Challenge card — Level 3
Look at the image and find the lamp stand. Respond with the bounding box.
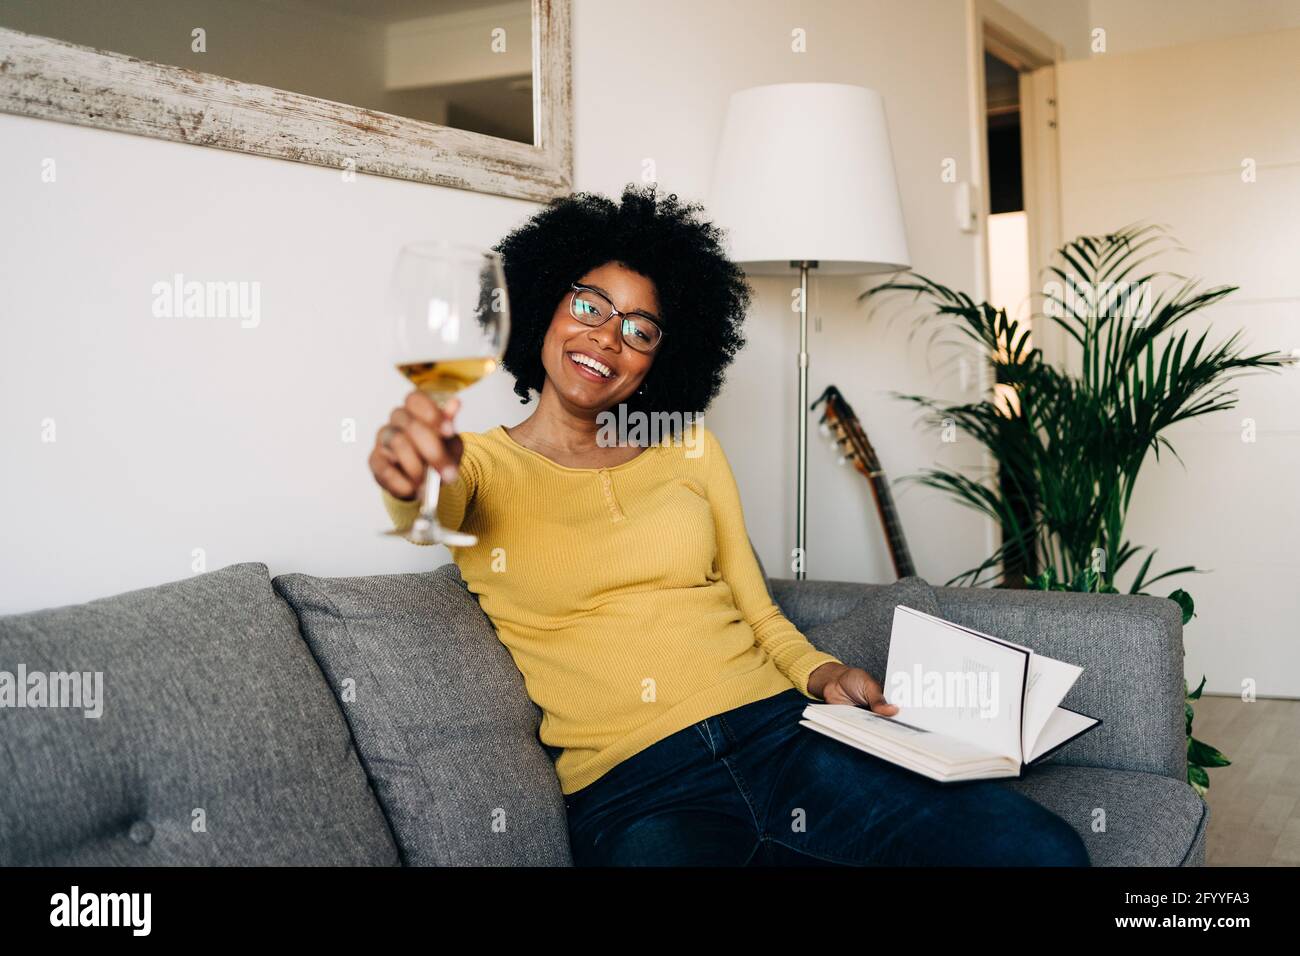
[794,259,817,581]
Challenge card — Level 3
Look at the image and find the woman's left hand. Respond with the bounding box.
[808,663,899,715]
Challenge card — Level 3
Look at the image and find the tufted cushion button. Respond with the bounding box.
[127,821,154,845]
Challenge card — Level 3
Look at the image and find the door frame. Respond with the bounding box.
[964,0,1063,564]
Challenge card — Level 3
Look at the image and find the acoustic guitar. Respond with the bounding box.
[811,384,916,580]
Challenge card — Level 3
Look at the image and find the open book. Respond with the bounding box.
[799,605,1101,783]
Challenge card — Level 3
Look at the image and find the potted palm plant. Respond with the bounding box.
[863,223,1288,795]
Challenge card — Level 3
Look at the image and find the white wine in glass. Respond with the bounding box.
[386,241,510,547]
[395,357,500,395]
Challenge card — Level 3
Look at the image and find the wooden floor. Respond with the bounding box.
[1195,694,1300,866]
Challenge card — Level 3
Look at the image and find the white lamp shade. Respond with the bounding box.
[709,82,911,276]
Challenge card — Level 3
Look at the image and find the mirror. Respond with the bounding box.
[0,0,534,144]
[0,0,570,200]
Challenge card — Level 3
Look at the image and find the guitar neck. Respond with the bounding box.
[816,384,917,582]
[868,475,916,579]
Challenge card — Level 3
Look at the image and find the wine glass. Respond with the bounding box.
[385,240,510,546]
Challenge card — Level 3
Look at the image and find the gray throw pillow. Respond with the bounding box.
[800,575,942,683]
[272,563,573,866]
[0,562,399,866]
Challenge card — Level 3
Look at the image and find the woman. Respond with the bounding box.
[369,183,1089,867]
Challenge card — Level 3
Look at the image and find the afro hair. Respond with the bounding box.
[490,182,751,425]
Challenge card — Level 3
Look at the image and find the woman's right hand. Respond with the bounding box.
[369,392,464,501]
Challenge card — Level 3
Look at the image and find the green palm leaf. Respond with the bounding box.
[860,225,1288,794]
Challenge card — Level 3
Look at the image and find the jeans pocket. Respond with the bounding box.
[725,689,807,749]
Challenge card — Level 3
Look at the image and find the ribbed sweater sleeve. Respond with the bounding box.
[701,427,844,700]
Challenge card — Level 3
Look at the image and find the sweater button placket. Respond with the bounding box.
[598,469,625,522]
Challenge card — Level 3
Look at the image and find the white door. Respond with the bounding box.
[1053,29,1300,696]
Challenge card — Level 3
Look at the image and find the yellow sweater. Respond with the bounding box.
[380,423,844,795]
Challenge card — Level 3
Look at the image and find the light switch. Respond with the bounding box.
[956,181,979,233]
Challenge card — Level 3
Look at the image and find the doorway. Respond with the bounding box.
[966,0,1062,585]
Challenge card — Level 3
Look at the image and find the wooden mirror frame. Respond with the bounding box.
[0,0,572,202]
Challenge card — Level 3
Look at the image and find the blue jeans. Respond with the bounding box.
[564,687,1091,866]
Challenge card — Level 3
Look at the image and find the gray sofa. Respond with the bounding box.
[0,560,1207,866]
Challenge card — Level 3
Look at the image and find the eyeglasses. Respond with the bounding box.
[569,283,665,353]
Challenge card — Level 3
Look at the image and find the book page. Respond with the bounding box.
[804,705,1008,768]
[881,606,1027,763]
[1026,707,1100,763]
[1022,653,1084,757]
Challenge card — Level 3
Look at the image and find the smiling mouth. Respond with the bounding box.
[567,351,615,380]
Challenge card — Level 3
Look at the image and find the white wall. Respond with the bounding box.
[574,0,997,588]
[0,115,536,612]
[1054,28,1300,696]
[1088,0,1300,56]
[0,0,1070,612]
[996,0,1300,62]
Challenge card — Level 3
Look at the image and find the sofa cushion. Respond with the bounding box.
[272,563,573,866]
[790,580,1170,780]
[932,585,1188,780]
[999,764,1209,866]
[796,575,943,680]
[0,562,399,866]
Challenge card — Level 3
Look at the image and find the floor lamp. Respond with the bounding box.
[709,82,911,580]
